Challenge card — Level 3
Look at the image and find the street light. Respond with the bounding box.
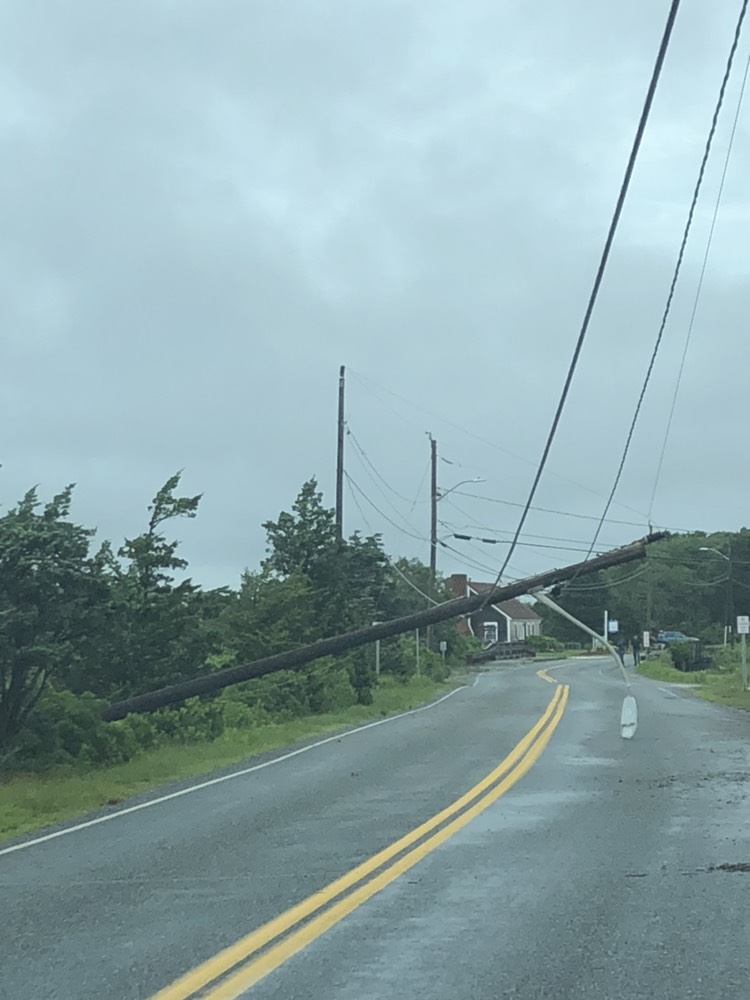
[699,546,733,649]
[699,546,729,562]
[436,477,486,501]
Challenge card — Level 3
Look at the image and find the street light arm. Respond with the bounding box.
[436,478,485,501]
[699,546,730,562]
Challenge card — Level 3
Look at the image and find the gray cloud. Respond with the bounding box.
[1,0,749,589]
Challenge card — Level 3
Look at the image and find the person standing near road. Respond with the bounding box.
[616,635,627,668]
[632,633,641,666]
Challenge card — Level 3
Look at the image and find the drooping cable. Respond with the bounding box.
[481,0,682,604]
[580,0,749,562]
[648,48,750,518]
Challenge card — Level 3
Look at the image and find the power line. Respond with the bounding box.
[648,48,750,518]
[439,539,519,579]
[345,475,374,532]
[483,0,682,598]
[344,477,439,605]
[563,566,648,591]
[409,459,431,516]
[347,369,648,519]
[581,0,749,558]
[347,426,427,506]
[346,430,425,536]
[439,501,623,548]
[388,559,440,605]
[344,472,427,542]
[448,531,607,556]
[451,489,684,531]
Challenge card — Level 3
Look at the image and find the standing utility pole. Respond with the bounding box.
[427,433,438,650]
[335,365,345,539]
[728,542,735,644]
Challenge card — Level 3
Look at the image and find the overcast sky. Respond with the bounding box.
[2,0,749,590]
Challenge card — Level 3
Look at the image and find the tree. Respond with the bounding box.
[90,473,215,698]
[262,479,338,580]
[0,486,105,755]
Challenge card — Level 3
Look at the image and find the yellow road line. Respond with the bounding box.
[536,668,556,684]
[151,684,568,1000]
[202,685,569,999]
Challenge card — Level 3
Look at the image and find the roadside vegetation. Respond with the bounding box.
[0,475,476,832]
[533,529,750,650]
[637,647,750,710]
[4,468,750,841]
[0,674,453,843]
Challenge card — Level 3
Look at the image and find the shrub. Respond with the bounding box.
[305,660,357,713]
[525,635,565,653]
[9,688,139,769]
[669,642,695,672]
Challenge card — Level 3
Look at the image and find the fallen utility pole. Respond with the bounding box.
[103,532,666,720]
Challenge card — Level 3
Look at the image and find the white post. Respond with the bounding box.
[742,633,748,692]
[415,629,420,677]
[375,638,381,678]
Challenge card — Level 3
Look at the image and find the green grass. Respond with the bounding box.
[637,652,750,710]
[0,675,454,845]
[637,655,710,684]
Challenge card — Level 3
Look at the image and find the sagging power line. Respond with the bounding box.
[581,0,749,559]
[481,0,683,600]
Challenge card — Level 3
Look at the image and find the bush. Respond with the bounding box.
[420,649,451,682]
[525,635,565,653]
[343,649,375,705]
[10,688,138,770]
[669,641,695,672]
[147,697,225,744]
[710,645,741,673]
[304,660,357,713]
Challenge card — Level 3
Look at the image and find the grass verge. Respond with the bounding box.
[0,675,454,845]
[638,654,750,711]
[637,656,710,684]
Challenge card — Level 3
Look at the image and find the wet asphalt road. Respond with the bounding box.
[3,657,750,999]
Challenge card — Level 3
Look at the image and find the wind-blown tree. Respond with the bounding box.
[89,473,219,699]
[0,486,106,755]
[261,478,391,636]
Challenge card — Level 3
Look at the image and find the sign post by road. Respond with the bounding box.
[439,640,447,662]
[737,616,749,690]
[608,619,619,634]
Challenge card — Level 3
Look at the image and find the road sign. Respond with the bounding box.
[737,616,750,635]
[608,619,619,633]
[643,631,650,648]
[439,640,447,652]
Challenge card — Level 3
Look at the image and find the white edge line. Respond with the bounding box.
[0,686,465,858]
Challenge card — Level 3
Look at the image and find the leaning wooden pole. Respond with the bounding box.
[104,532,667,720]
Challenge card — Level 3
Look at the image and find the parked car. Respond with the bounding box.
[656,630,699,645]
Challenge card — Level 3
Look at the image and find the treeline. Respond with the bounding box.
[534,529,750,646]
[0,475,471,771]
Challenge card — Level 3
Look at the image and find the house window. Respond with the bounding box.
[482,622,498,644]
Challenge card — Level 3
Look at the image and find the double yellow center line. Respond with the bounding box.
[152,682,569,1000]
